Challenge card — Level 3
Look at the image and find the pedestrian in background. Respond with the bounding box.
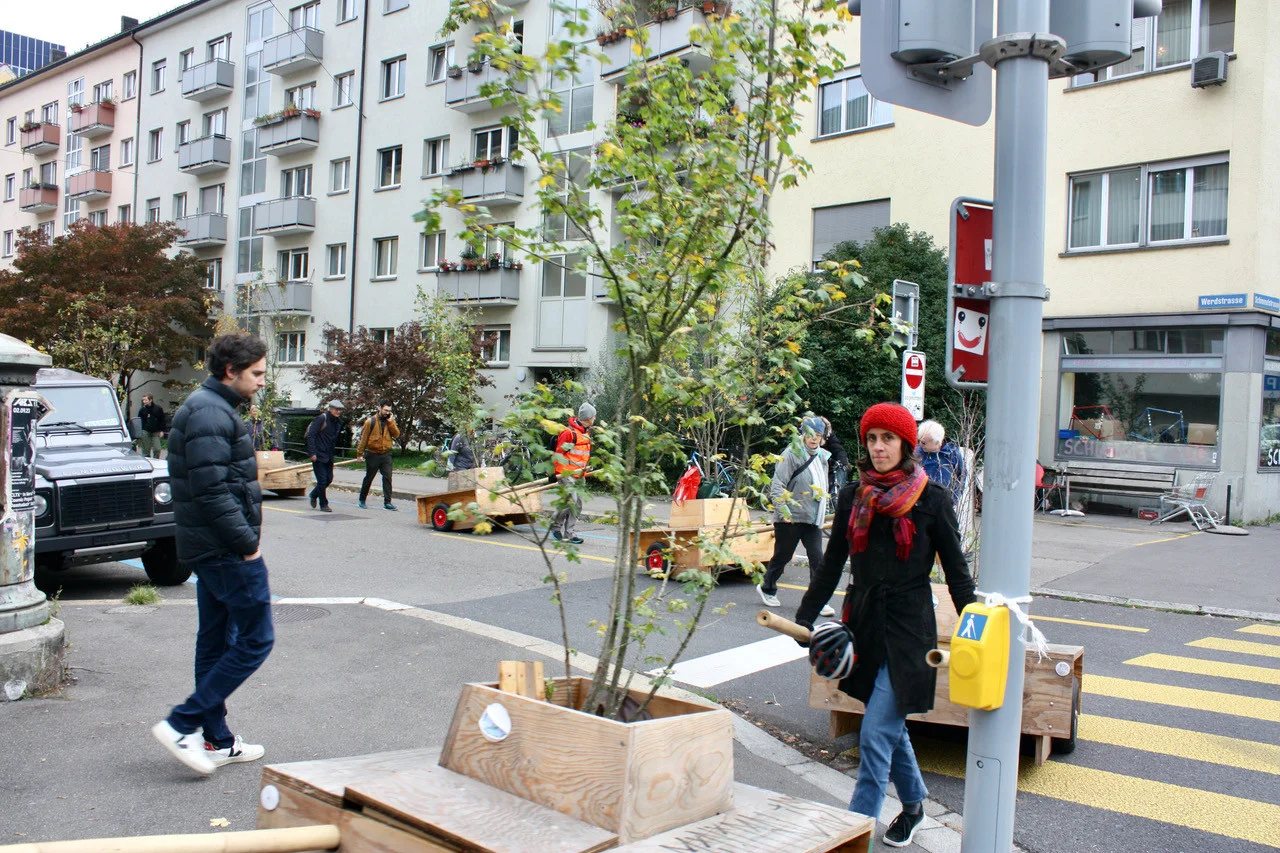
[757,416,835,616]
[356,400,400,511]
[152,333,272,776]
[136,393,167,459]
[306,400,345,513]
[551,403,595,545]
[820,415,851,493]
[917,420,966,508]
[245,404,266,452]
[796,403,975,847]
[449,431,475,471]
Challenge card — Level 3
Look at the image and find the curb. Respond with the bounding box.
[1030,587,1280,624]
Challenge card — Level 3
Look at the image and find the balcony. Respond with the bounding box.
[444,61,528,113]
[19,123,60,155]
[600,7,712,82]
[178,134,233,174]
[242,281,313,315]
[19,184,58,213]
[181,58,235,101]
[443,161,525,207]
[437,266,521,305]
[261,27,324,75]
[68,102,115,138]
[254,197,316,235]
[256,113,320,156]
[67,169,112,200]
[176,212,229,247]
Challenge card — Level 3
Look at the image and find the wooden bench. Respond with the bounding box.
[1057,462,1176,506]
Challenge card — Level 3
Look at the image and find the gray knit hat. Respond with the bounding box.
[578,402,597,421]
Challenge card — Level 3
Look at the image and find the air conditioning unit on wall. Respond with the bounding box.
[1191,51,1228,88]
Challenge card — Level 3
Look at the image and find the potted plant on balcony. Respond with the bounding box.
[19,121,41,133]
[467,58,483,73]
[303,108,321,119]
[459,245,482,271]
[447,64,463,78]
[474,158,491,171]
[97,96,117,107]
[280,106,302,119]
[488,252,502,270]
[438,259,457,272]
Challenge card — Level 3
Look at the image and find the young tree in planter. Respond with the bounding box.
[0,221,213,405]
[421,0,899,719]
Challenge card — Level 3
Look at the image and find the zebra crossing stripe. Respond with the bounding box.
[1124,653,1280,686]
[1077,715,1280,775]
[1084,674,1280,723]
[1186,636,1280,660]
[1237,624,1280,638]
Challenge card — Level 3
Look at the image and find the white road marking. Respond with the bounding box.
[651,635,808,688]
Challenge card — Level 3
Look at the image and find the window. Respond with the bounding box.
[199,184,225,213]
[330,158,350,192]
[381,56,406,100]
[385,0,409,12]
[543,150,588,241]
[428,44,453,83]
[2,231,13,257]
[247,2,276,41]
[24,110,35,126]
[151,59,167,93]
[479,326,511,364]
[208,35,231,61]
[3,174,13,201]
[89,145,110,171]
[146,198,161,223]
[374,236,399,277]
[173,193,188,220]
[818,70,892,137]
[204,258,223,290]
[22,168,33,188]
[338,0,358,22]
[1067,156,1228,251]
[237,206,263,273]
[370,328,395,344]
[123,71,137,100]
[547,50,595,137]
[473,126,517,162]
[419,230,445,268]
[278,247,309,281]
[87,210,107,227]
[289,1,320,29]
[64,134,83,174]
[538,253,588,348]
[148,128,163,162]
[278,331,306,364]
[120,137,135,167]
[377,146,402,188]
[93,80,113,103]
[282,165,313,198]
[286,82,317,109]
[334,71,354,107]
[63,193,81,233]
[67,77,85,108]
[1072,0,1235,84]
[326,243,347,276]
[241,130,267,195]
[117,204,132,223]
[180,49,194,72]
[202,108,228,138]
[176,119,192,147]
[811,200,890,267]
[244,51,272,119]
[422,136,449,176]
[5,117,16,145]
[41,102,58,124]
[37,222,54,243]
[39,162,56,185]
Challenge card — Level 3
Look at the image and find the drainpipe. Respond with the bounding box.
[347,0,371,333]
[129,30,145,217]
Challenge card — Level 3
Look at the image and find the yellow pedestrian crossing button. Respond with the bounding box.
[949,603,1010,710]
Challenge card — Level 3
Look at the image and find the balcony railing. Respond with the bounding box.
[179,134,233,173]
[241,281,313,315]
[67,169,112,200]
[262,27,324,75]
[68,102,115,138]
[256,114,320,156]
[181,58,235,100]
[19,123,60,155]
[443,161,525,207]
[254,197,316,235]
[600,7,712,81]
[444,61,528,113]
[176,212,229,247]
[19,184,58,212]
[437,267,521,305]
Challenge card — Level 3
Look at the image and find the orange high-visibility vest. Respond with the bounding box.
[554,422,591,476]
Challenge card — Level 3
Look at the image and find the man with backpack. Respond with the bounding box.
[355,401,400,510]
[306,400,345,512]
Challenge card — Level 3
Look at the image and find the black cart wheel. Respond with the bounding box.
[1051,676,1081,755]
[645,543,670,577]
[430,503,454,531]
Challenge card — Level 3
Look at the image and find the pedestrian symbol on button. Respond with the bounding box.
[958,612,987,641]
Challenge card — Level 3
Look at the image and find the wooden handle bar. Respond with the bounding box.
[0,825,341,853]
[756,609,811,643]
[925,649,950,668]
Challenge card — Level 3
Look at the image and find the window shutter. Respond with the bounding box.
[811,200,890,262]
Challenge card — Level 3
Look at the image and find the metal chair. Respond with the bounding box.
[1151,472,1220,530]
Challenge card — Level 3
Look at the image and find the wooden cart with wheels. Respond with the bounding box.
[416,467,547,533]
[635,523,775,578]
[255,453,360,498]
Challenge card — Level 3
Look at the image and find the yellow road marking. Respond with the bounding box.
[1125,653,1280,686]
[265,505,306,515]
[1031,615,1148,633]
[1131,532,1199,547]
[427,531,614,563]
[1187,636,1280,660]
[1077,715,1280,775]
[1239,624,1280,638]
[1084,674,1280,723]
[778,582,844,597]
[914,741,1280,847]
[1034,518,1199,542]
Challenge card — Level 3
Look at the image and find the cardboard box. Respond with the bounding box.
[1186,423,1217,445]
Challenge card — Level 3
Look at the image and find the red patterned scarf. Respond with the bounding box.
[849,466,929,561]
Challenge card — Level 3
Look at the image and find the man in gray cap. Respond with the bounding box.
[305,400,346,512]
[551,402,596,544]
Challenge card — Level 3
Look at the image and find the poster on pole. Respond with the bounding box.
[901,351,926,420]
[946,198,994,390]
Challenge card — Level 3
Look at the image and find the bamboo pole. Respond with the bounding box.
[0,825,341,853]
[266,458,362,476]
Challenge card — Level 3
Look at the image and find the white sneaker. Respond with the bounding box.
[819,604,836,617]
[152,720,215,776]
[204,735,265,767]
[756,584,781,607]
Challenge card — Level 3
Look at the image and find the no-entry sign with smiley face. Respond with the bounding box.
[946,198,993,389]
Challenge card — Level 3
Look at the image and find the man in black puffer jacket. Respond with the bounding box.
[151,334,273,777]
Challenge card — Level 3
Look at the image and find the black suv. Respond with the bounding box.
[32,368,183,586]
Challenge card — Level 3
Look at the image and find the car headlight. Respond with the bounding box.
[33,494,49,518]
[153,481,173,505]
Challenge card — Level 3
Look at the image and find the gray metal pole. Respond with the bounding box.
[962,0,1050,849]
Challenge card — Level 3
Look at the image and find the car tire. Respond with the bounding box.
[142,538,191,586]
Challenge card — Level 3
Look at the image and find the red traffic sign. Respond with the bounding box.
[946,199,993,389]
[901,351,925,419]
[904,353,925,389]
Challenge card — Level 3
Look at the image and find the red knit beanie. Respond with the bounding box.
[859,403,919,451]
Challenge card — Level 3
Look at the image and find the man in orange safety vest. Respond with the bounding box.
[551,402,595,544]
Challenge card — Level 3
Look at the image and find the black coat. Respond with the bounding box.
[796,479,976,716]
[824,429,850,469]
[138,402,167,434]
[305,412,344,463]
[167,377,262,563]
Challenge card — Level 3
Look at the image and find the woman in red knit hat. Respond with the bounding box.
[796,402,976,847]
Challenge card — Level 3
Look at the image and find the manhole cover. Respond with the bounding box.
[271,604,329,624]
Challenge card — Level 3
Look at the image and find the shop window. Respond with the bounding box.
[1261,372,1280,470]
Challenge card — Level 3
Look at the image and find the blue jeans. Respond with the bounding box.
[167,555,274,748]
[849,664,929,821]
[309,460,334,507]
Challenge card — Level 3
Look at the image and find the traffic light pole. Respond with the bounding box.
[962,0,1052,850]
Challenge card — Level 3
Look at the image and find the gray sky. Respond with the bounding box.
[6,0,188,55]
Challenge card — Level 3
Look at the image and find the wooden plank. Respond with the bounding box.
[1034,734,1052,766]
[447,467,506,492]
[257,778,455,853]
[262,748,442,807]
[498,661,544,699]
[345,765,618,853]
[611,784,874,853]
[669,498,750,530]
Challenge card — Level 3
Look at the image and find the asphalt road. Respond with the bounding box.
[13,491,1280,852]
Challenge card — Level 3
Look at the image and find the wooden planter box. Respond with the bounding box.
[447,465,506,491]
[440,677,735,844]
[668,497,749,529]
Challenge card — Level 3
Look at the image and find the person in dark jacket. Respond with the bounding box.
[797,403,976,847]
[820,415,850,492]
[136,394,167,459]
[917,419,967,507]
[449,432,476,471]
[305,400,345,512]
[152,333,272,776]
